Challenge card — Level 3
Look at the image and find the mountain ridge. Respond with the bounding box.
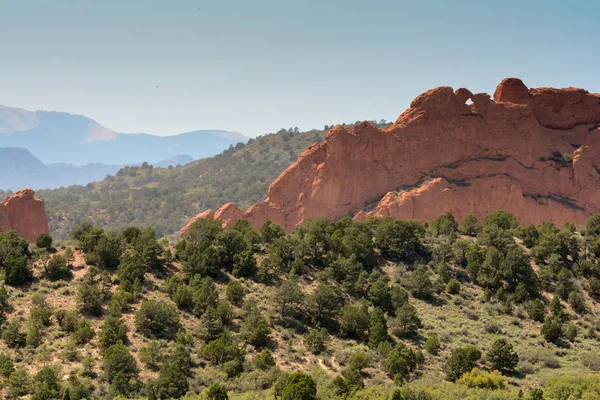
[0,104,248,165]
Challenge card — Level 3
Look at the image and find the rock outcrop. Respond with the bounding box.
[182,78,600,235]
[0,189,49,241]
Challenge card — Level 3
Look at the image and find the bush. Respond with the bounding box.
[71,320,95,345]
[541,316,564,344]
[77,281,104,316]
[99,315,128,350]
[384,343,417,379]
[139,340,164,370]
[102,343,138,393]
[340,303,370,340]
[44,254,73,281]
[3,251,32,286]
[226,280,245,306]
[206,383,229,400]
[348,352,370,371]
[223,358,244,378]
[254,349,276,370]
[55,309,81,333]
[156,361,189,399]
[392,303,421,338]
[26,324,42,347]
[33,366,61,400]
[0,353,14,378]
[240,306,271,347]
[408,266,433,299]
[35,233,53,249]
[2,320,25,348]
[7,368,31,397]
[425,334,441,355]
[461,215,482,236]
[487,338,519,373]
[444,346,481,382]
[528,299,546,322]
[456,367,506,389]
[305,328,329,355]
[446,279,460,294]
[200,333,244,365]
[134,300,180,339]
[568,291,587,314]
[281,372,317,400]
[375,218,424,261]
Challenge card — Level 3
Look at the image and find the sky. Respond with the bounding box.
[1,0,599,137]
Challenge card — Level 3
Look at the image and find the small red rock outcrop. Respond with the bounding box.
[0,189,49,242]
[180,209,215,238]
[182,78,600,234]
[180,203,244,238]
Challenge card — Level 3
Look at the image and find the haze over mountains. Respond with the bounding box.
[0,104,248,189]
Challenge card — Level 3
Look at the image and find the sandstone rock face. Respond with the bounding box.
[214,203,244,229]
[180,209,215,238]
[0,189,49,241]
[180,202,246,238]
[182,78,600,235]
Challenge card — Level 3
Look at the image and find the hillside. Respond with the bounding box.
[0,105,247,165]
[33,123,388,240]
[0,211,598,399]
[0,147,197,191]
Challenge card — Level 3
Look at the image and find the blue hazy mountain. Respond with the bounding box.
[0,147,197,190]
[0,105,248,165]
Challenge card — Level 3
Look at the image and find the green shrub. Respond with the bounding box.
[425,334,441,355]
[348,352,371,371]
[102,343,138,394]
[71,320,95,345]
[226,280,245,306]
[528,299,546,322]
[253,349,276,370]
[541,316,564,344]
[456,367,506,389]
[446,279,461,294]
[134,300,180,339]
[0,353,15,378]
[444,346,481,382]
[99,315,128,350]
[35,233,53,249]
[139,340,165,370]
[2,320,25,348]
[7,368,31,397]
[206,383,229,400]
[44,254,72,281]
[281,372,317,400]
[487,338,519,373]
[305,328,329,355]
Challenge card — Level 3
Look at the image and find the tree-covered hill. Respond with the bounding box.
[10,122,389,240]
[0,211,598,399]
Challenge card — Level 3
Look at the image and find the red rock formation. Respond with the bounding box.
[182,78,600,235]
[180,203,245,238]
[0,189,49,242]
[180,209,215,238]
[214,203,244,229]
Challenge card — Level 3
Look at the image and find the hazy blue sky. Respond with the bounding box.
[1,0,598,137]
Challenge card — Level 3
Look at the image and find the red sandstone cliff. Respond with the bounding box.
[0,189,49,242]
[182,78,600,235]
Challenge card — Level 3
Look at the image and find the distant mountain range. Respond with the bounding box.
[0,104,248,165]
[0,147,196,190]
